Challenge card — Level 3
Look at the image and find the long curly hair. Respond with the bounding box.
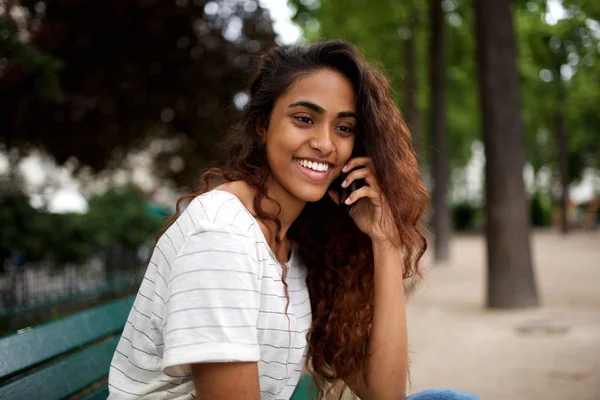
[149,40,428,399]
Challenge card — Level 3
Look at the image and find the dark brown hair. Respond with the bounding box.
[147,40,428,399]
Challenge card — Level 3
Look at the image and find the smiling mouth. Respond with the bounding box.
[294,158,332,172]
[293,158,333,181]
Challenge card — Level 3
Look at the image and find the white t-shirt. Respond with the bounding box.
[108,190,312,400]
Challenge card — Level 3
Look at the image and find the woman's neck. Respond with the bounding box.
[213,179,305,246]
[263,175,306,240]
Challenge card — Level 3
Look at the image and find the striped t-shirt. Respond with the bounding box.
[108,190,312,399]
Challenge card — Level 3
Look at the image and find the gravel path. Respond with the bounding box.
[406,230,600,399]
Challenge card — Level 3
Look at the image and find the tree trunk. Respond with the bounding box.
[556,86,569,234]
[475,0,539,308]
[429,0,451,263]
[404,13,422,160]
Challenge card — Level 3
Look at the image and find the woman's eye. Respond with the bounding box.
[294,115,313,124]
[337,125,354,133]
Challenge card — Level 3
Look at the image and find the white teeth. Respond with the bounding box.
[296,158,329,172]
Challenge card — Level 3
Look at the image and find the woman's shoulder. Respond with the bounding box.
[186,182,257,236]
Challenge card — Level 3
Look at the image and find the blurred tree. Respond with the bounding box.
[518,1,600,233]
[0,187,33,306]
[429,0,451,262]
[563,0,600,20]
[475,0,539,308]
[32,211,94,267]
[0,179,161,305]
[0,184,37,273]
[452,201,479,231]
[403,5,423,159]
[0,0,277,188]
[530,192,553,227]
[0,180,162,272]
[444,0,480,171]
[86,184,164,273]
[0,176,91,306]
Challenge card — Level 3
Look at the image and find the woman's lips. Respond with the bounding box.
[294,160,332,182]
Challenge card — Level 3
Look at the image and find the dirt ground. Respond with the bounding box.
[405,229,600,400]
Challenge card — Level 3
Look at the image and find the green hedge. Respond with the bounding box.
[530,192,553,227]
[452,202,482,231]
[451,193,555,231]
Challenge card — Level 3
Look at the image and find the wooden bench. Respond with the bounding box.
[0,296,317,399]
[0,296,134,400]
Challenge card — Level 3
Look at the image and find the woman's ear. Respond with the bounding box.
[256,116,269,144]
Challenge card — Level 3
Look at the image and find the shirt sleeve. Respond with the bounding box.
[162,220,261,373]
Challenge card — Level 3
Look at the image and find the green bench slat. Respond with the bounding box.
[80,384,109,400]
[0,296,134,378]
[290,375,318,400]
[0,336,119,400]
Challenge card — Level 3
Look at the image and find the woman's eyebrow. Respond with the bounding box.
[288,101,357,119]
[338,111,357,119]
[288,100,325,114]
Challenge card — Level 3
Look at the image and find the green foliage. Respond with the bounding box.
[0,188,91,266]
[530,192,553,227]
[86,186,165,254]
[518,2,600,182]
[452,202,481,231]
[0,1,277,188]
[0,19,63,102]
[33,212,94,265]
[445,1,480,170]
[0,189,38,261]
[0,184,164,268]
[451,194,554,230]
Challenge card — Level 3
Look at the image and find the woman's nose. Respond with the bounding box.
[310,128,335,154]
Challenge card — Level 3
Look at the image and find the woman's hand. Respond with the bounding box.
[328,157,396,245]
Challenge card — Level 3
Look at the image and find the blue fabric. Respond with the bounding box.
[407,388,482,400]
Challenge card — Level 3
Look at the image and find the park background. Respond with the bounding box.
[0,0,599,399]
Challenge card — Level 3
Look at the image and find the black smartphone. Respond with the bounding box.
[331,167,365,215]
[329,134,366,214]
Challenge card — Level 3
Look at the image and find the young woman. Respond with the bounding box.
[108,40,480,400]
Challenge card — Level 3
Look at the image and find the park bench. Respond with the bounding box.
[0,296,317,399]
[0,296,135,400]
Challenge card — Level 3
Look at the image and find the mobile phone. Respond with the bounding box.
[331,167,365,215]
[331,137,366,214]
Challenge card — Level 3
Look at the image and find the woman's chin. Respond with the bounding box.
[294,187,330,203]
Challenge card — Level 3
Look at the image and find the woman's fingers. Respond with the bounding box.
[342,157,372,173]
[344,185,381,205]
[342,157,380,189]
[341,167,370,188]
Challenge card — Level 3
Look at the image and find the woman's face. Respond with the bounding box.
[263,68,357,203]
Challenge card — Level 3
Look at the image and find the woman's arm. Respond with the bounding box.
[336,157,410,400]
[346,241,407,400]
[191,362,261,400]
